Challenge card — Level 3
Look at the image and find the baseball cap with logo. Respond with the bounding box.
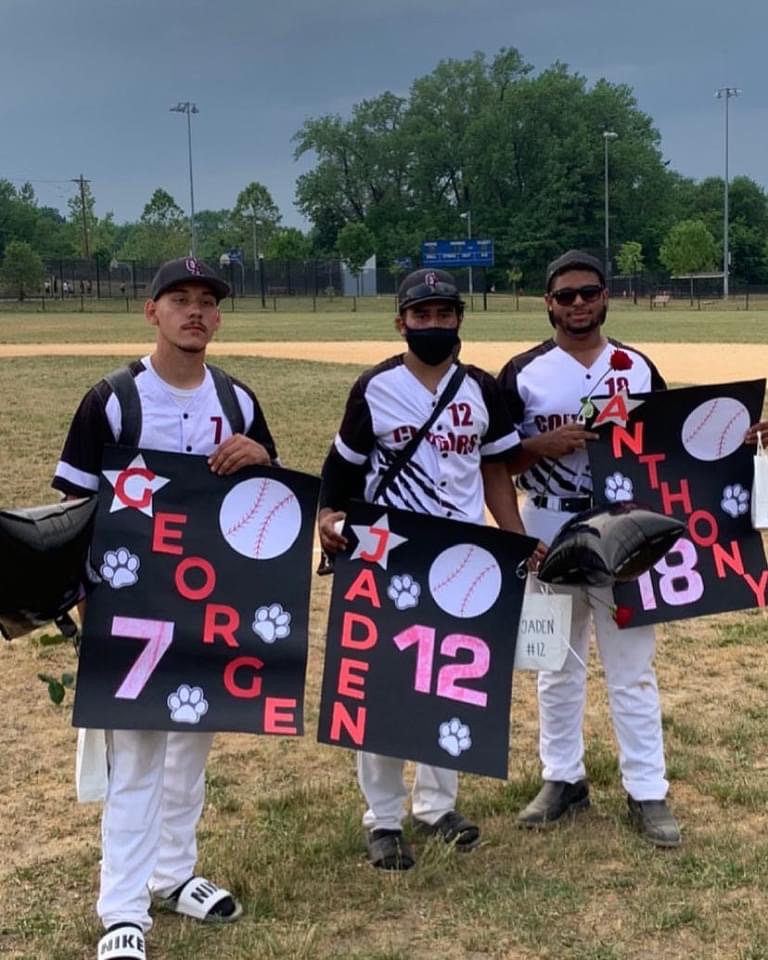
[150,257,231,303]
[545,250,605,292]
[397,268,464,313]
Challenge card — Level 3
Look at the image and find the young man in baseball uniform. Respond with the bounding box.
[497,250,681,848]
[54,258,279,960]
[318,268,525,870]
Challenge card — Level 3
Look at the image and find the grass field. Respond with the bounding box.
[2,312,768,960]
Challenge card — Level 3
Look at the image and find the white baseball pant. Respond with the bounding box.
[98,729,215,932]
[522,499,669,801]
[357,752,458,830]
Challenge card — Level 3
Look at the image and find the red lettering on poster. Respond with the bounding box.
[152,512,187,555]
[175,556,216,601]
[341,611,378,650]
[660,479,693,516]
[202,604,240,647]
[712,541,745,579]
[688,510,718,548]
[329,701,366,745]
[359,526,390,564]
[223,656,263,698]
[337,657,369,700]
[344,568,381,608]
[264,697,298,734]
[639,453,666,490]
[595,394,629,427]
[612,422,644,457]
[744,571,768,607]
[115,467,156,510]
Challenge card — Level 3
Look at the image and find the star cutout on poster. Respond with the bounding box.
[592,391,645,428]
[350,514,407,570]
[103,454,171,517]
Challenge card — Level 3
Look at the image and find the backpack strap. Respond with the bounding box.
[103,366,141,446]
[208,364,245,436]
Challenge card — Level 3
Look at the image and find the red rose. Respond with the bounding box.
[610,349,633,371]
[613,604,634,628]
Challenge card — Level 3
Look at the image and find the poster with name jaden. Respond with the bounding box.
[73,446,319,734]
[317,501,537,779]
[587,379,766,627]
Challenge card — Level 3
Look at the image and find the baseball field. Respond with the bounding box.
[2,301,768,960]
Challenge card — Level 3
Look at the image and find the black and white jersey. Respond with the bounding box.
[498,338,665,498]
[53,355,278,498]
[333,355,520,525]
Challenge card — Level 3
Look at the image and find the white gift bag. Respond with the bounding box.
[75,727,108,803]
[514,590,572,672]
[751,431,768,529]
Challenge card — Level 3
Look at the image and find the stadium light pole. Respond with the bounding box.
[715,87,741,299]
[459,210,473,300]
[170,101,199,256]
[602,131,619,290]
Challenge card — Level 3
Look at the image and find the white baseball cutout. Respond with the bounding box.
[681,397,750,462]
[219,478,302,559]
[428,543,502,618]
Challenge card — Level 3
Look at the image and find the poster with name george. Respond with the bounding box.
[587,379,766,626]
[73,446,319,734]
[317,501,537,779]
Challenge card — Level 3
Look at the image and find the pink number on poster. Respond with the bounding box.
[393,625,435,693]
[112,616,175,700]
[635,537,703,610]
[436,633,489,707]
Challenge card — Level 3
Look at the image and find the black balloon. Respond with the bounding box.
[0,497,96,639]
[537,502,687,588]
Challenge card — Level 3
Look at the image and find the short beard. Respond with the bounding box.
[549,303,608,335]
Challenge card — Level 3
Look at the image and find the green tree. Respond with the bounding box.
[616,241,644,301]
[659,220,717,275]
[336,222,375,292]
[265,227,311,261]
[0,239,45,300]
[118,188,188,263]
[233,182,281,264]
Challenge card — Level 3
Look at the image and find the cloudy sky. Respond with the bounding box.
[1,0,764,228]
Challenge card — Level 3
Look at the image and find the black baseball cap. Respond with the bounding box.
[397,268,464,312]
[150,257,231,303]
[546,250,605,291]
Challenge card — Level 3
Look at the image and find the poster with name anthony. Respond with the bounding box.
[317,501,537,779]
[587,379,766,626]
[73,446,319,734]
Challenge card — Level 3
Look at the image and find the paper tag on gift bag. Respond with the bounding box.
[751,431,768,530]
[514,591,572,671]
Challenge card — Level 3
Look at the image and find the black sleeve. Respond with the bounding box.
[496,359,527,427]
[472,368,521,462]
[246,395,279,463]
[335,377,375,463]
[319,446,367,512]
[649,361,667,392]
[52,381,116,497]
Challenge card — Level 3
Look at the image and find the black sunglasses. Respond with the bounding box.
[549,284,604,306]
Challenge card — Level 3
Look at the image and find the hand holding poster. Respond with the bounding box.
[317,501,537,779]
[73,447,319,734]
[587,379,767,627]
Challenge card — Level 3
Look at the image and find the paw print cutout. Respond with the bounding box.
[252,603,292,643]
[605,472,634,502]
[167,685,208,724]
[721,483,750,518]
[387,574,421,611]
[100,547,140,589]
[438,717,472,757]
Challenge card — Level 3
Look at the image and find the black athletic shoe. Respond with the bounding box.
[627,796,681,848]
[516,779,590,828]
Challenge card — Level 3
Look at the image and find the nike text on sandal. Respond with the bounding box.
[97,923,146,960]
[365,829,415,870]
[516,779,590,828]
[154,875,243,923]
[413,810,481,850]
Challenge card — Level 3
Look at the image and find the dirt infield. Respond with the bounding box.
[1,340,766,384]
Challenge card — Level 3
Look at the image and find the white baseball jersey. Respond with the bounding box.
[498,338,665,499]
[333,355,520,525]
[53,355,277,498]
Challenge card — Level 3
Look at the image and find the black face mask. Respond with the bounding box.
[404,326,461,365]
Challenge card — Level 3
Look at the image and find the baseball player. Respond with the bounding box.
[53,257,279,960]
[318,268,525,870]
[497,250,681,848]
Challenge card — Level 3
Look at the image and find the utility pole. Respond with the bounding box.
[71,174,91,257]
[715,87,741,298]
